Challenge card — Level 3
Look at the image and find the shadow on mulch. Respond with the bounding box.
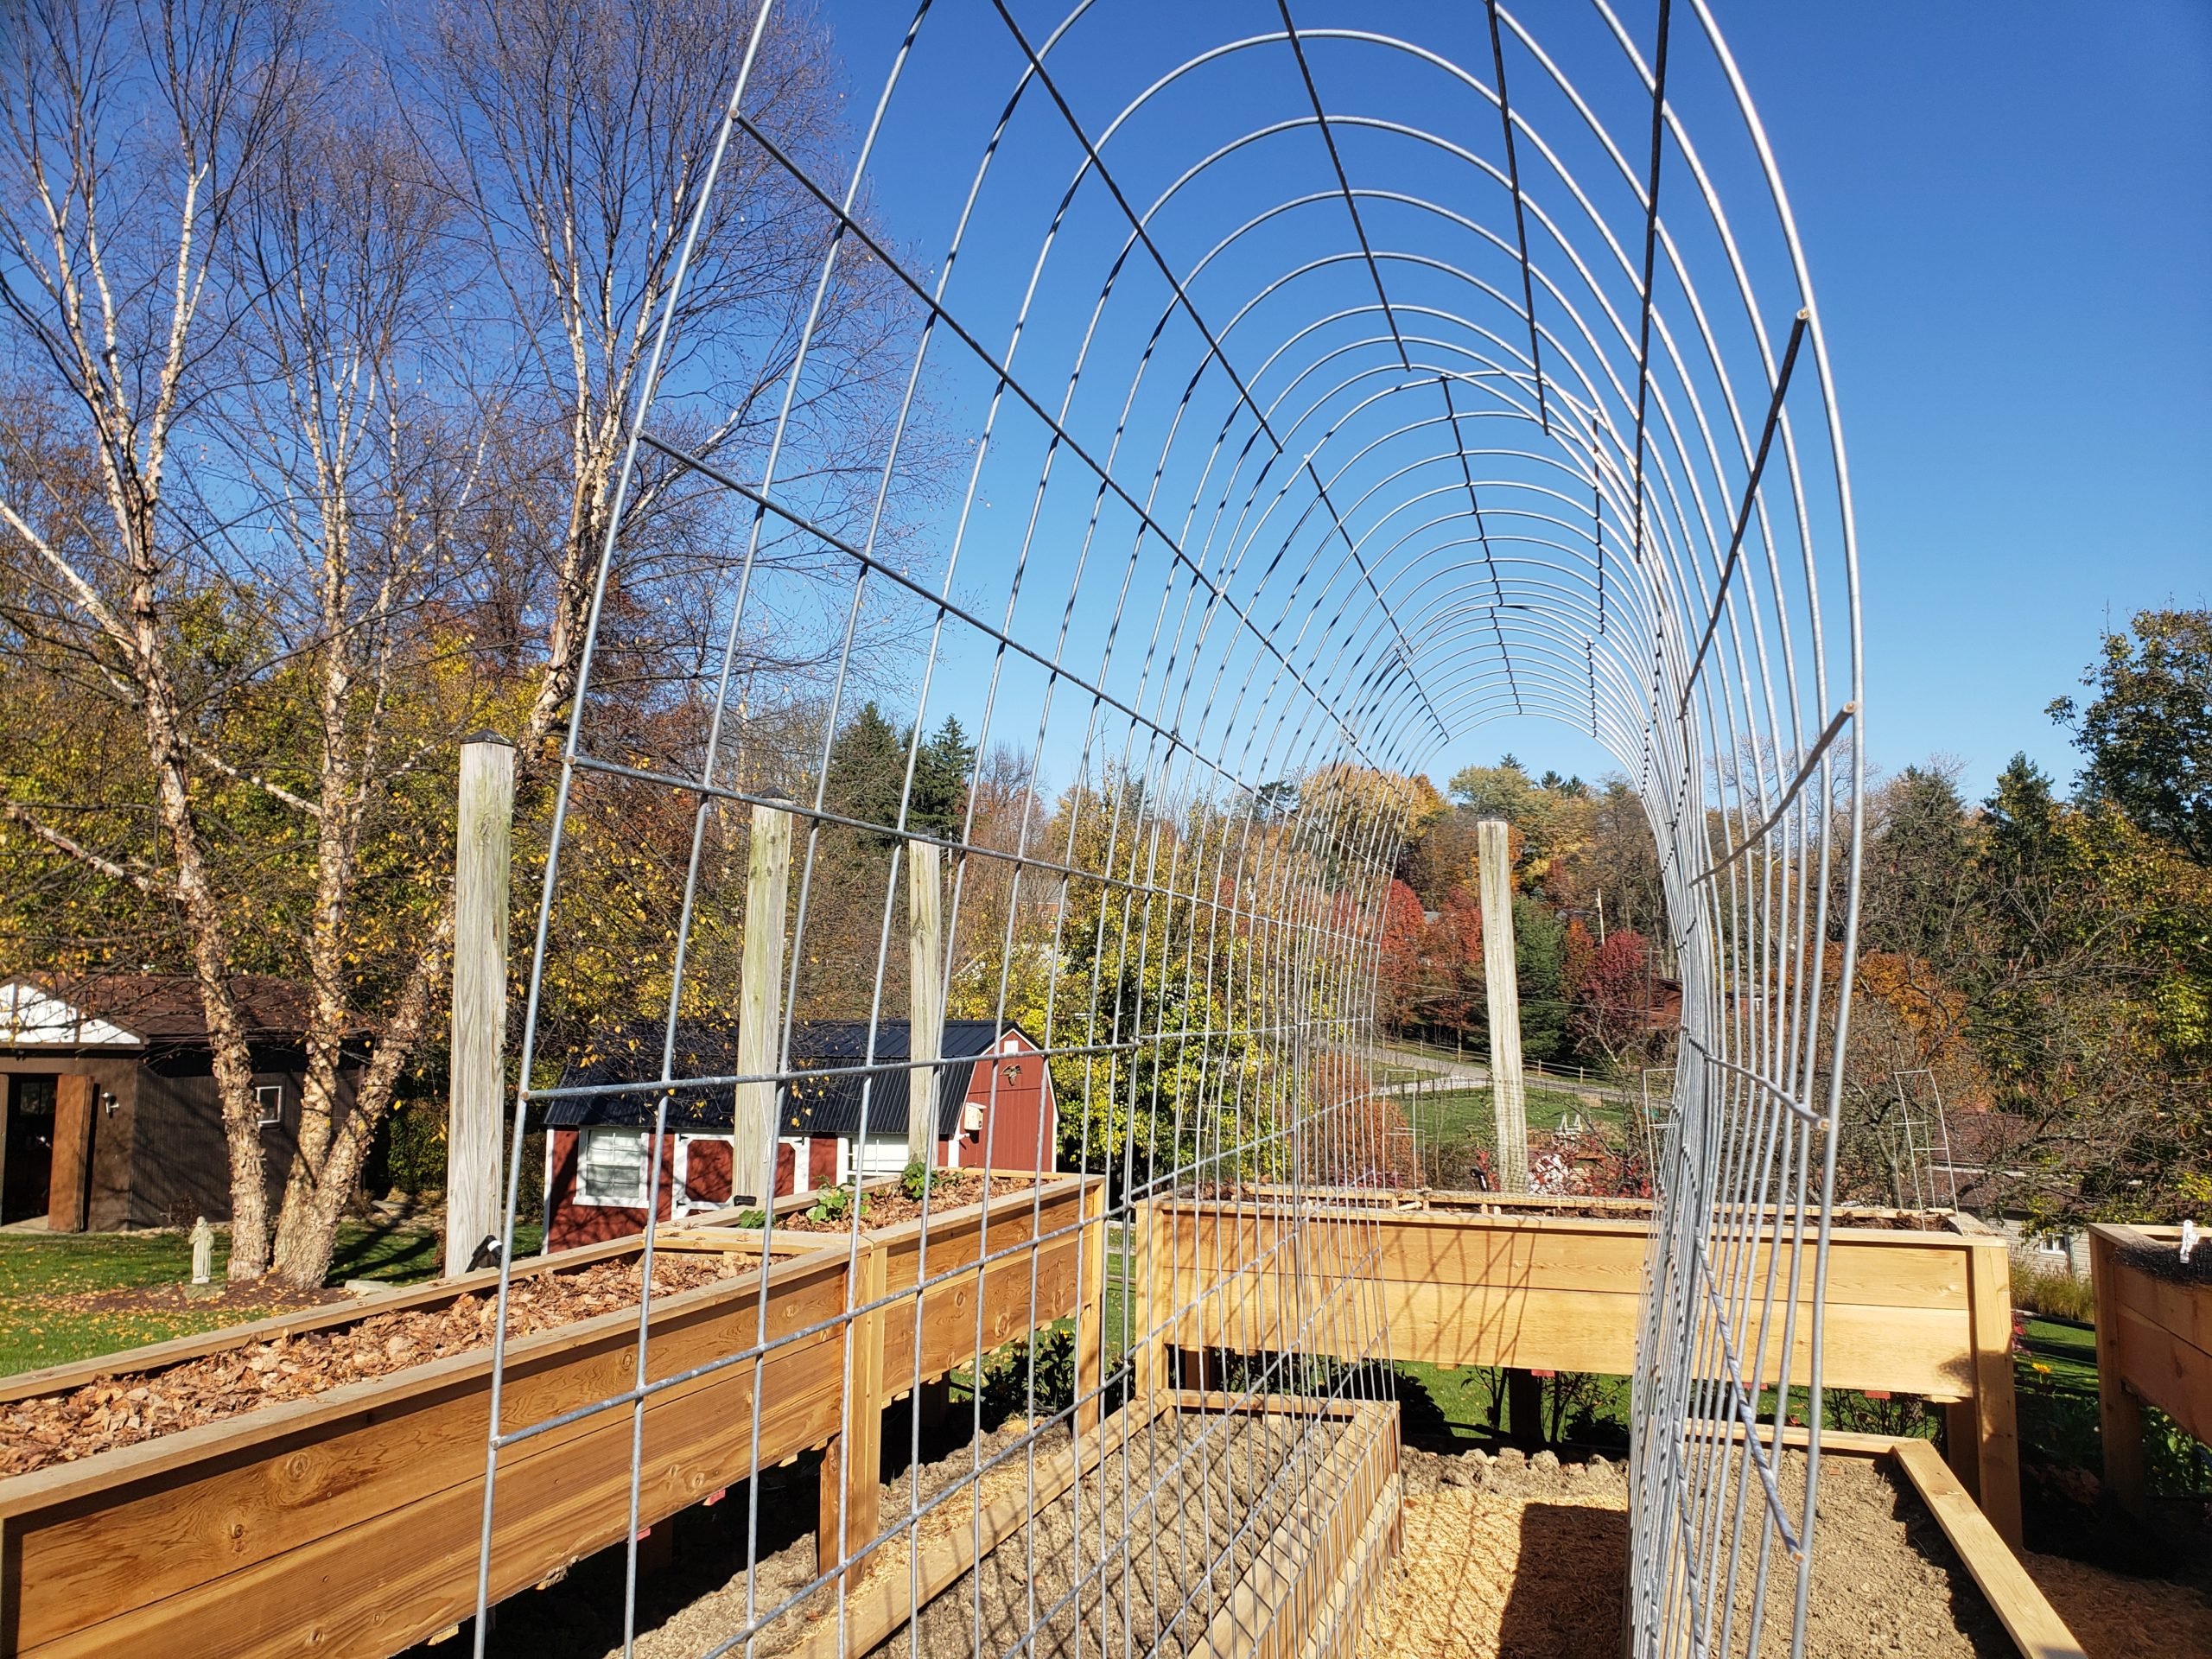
[461,1452,827,1659]
[1496,1502,1628,1656]
[2023,1458,2205,1583]
[448,1403,992,1659]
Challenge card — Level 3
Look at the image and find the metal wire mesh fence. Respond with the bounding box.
[477,3,1864,1656]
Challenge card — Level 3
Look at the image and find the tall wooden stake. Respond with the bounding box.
[446,733,513,1276]
[1476,817,1529,1193]
[735,798,792,1205]
[906,839,944,1167]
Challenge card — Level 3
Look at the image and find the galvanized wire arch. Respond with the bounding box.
[480,2,1864,1656]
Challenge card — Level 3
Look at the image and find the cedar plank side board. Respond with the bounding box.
[0,1176,1103,1659]
[0,1247,853,1659]
[870,1176,1093,1390]
[699,1174,1098,1398]
[785,1386,1166,1659]
[2088,1223,2212,1522]
[1143,1195,2021,1543]
[1183,1399,1399,1659]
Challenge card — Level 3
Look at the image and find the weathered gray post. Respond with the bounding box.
[734,797,792,1205]
[1476,817,1529,1192]
[906,840,944,1167]
[446,732,513,1276]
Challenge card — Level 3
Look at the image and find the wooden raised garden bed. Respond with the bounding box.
[1139,1189,2022,1544]
[2088,1222,2212,1521]
[0,1172,1103,1659]
[786,1389,1399,1659]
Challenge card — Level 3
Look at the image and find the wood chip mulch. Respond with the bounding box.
[1367,1445,2026,1658]
[2026,1551,2212,1659]
[0,1255,731,1479]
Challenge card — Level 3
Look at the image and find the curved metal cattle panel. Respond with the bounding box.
[480,3,1864,1656]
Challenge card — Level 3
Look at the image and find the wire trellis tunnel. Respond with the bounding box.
[482,2,1866,1656]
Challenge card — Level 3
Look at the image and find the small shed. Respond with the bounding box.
[543,1018,1058,1251]
[0,976,360,1231]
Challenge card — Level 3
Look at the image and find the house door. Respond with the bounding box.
[3,1075,55,1224]
[677,1136,733,1211]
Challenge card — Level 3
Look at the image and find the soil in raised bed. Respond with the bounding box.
[768,1173,1042,1234]
[861,1407,1357,1659]
[0,1253,732,1477]
[1370,1443,2018,1658]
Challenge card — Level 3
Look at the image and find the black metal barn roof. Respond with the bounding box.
[545,1019,1039,1139]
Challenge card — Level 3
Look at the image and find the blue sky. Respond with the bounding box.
[1348,2,2212,796]
[1719,1,2211,796]
[823,2,2209,804]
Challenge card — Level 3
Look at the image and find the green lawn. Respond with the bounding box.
[2018,1315,2097,1390]
[1403,1083,1627,1145]
[0,1218,543,1379]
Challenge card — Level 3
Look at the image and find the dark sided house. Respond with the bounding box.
[0,976,362,1231]
[543,1018,1058,1251]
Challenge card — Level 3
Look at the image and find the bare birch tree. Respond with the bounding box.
[1,0,922,1284]
[0,0,310,1274]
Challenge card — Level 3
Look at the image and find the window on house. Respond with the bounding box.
[578,1128,649,1206]
[256,1084,283,1128]
[2037,1234,2070,1257]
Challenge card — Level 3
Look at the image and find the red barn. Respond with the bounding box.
[543,1018,1056,1251]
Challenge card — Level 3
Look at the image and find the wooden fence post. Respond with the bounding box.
[820,1240,886,1584]
[1475,817,1528,1192]
[1075,1177,1106,1435]
[1959,1239,2023,1546]
[1973,1242,2024,1547]
[906,840,943,1168]
[1132,1198,1162,1402]
[2088,1228,2150,1522]
[445,733,512,1277]
[735,798,792,1205]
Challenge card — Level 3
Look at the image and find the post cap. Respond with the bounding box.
[463,729,513,747]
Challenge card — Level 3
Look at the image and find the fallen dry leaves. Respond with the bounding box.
[0,1255,731,1478]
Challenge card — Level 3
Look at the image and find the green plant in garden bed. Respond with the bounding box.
[805,1185,866,1225]
[981,1325,1077,1421]
[948,1323,1079,1428]
[900,1158,945,1203]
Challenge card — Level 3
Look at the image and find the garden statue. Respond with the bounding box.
[189,1215,213,1285]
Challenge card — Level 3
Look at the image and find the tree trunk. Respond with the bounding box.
[143,680,270,1279]
[267,897,457,1288]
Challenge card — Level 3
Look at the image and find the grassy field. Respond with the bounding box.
[1384,1036,1636,1097]
[1402,1083,1628,1147]
[2019,1315,2097,1389]
[0,1218,543,1378]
